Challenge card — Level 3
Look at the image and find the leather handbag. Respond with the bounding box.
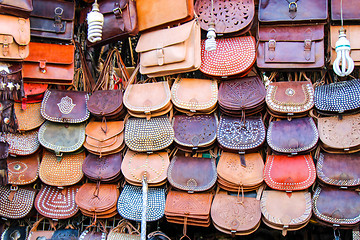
[195,0,254,35]
[260,190,312,236]
[264,155,316,191]
[135,19,201,77]
[313,185,360,229]
[38,121,85,158]
[0,1,33,18]
[117,184,166,222]
[0,14,29,61]
[124,116,174,153]
[107,220,140,240]
[171,78,218,115]
[27,218,56,240]
[257,24,325,69]
[1,129,40,156]
[172,114,217,153]
[121,150,169,187]
[0,185,36,219]
[83,152,122,183]
[7,153,39,186]
[317,113,360,153]
[23,42,75,85]
[17,83,48,109]
[167,155,217,193]
[50,229,79,240]
[39,150,85,187]
[267,117,319,155]
[86,0,138,47]
[218,76,266,117]
[34,185,80,220]
[30,0,75,41]
[136,0,194,32]
[317,152,360,188]
[14,102,45,132]
[200,36,256,78]
[0,100,18,133]
[83,121,125,156]
[314,79,360,115]
[217,151,264,192]
[0,62,24,101]
[331,0,360,21]
[258,0,328,23]
[2,227,29,240]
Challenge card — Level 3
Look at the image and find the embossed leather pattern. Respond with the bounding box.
[7,153,39,186]
[267,117,319,154]
[35,185,80,220]
[83,152,122,182]
[14,102,45,131]
[0,0,33,18]
[87,90,125,120]
[0,186,35,219]
[0,129,40,156]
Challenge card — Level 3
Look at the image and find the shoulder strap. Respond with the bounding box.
[75,41,96,92]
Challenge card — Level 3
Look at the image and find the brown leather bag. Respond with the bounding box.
[0,1,33,18]
[7,153,39,186]
[1,129,40,156]
[83,152,122,182]
[27,218,56,240]
[0,62,24,101]
[331,0,360,21]
[257,24,325,69]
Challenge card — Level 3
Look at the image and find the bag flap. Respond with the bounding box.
[7,153,39,185]
[26,42,74,64]
[88,90,123,116]
[0,15,30,45]
[259,25,324,41]
[83,152,122,181]
[14,102,45,131]
[85,121,124,141]
[31,0,75,21]
[1,129,40,156]
[331,25,360,50]
[0,186,36,219]
[0,0,33,12]
[98,0,129,14]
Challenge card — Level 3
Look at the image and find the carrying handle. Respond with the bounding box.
[30,217,57,232]
[75,41,96,92]
[148,231,171,240]
[124,64,140,89]
[110,219,140,235]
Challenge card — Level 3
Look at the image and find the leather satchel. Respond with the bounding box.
[39,150,85,187]
[0,62,24,101]
[0,1,33,18]
[267,117,319,155]
[171,78,218,115]
[23,42,75,85]
[1,129,40,156]
[264,155,316,191]
[317,152,360,188]
[0,15,29,61]
[135,19,201,77]
[14,102,45,132]
[258,0,328,23]
[257,24,325,69]
[331,0,360,21]
[200,36,256,78]
[7,153,39,186]
[136,0,194,32]
[30,0,75,41]
[17,83,48,108]
[167,155,217,193]
[34,185,80,220]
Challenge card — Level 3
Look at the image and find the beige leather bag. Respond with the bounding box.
[135,19,201,77]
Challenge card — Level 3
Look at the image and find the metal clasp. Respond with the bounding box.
[289,2,297,12]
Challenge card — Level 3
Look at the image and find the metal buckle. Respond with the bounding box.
[113,7,122,16]
[268,39,276,51]
[289,2,297,12]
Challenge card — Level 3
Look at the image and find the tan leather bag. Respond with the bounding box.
[14,102,45,131]
[331,25,360,66]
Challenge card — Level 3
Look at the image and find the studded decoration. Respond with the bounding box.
[14,102,45,131]
[7,153,39,185]
[0,129,40,156]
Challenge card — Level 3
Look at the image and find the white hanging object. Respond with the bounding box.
[205,22,216,51]
[333,28,354,77]
[86,0,104,43]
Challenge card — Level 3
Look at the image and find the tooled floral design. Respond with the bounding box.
[221,80,260,106]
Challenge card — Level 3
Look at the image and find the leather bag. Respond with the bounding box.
[2,227,29,240]
[0,62,24,101]
[17,83,48,109]
[317,152,360,188]
[23,42,75,85]
[168,155,217,192]
[0,14,29,61]
[79,229,107,240]
[257,24,325,69]
[136,0,194,32]
[50,229,79,240]
[200,36,256,78]
[1,129,40,156]
[260,190,312,236]
[135,19,201,77]
[258,0,328,23]
[0,100,18,133]
[27,218,56,240]
[30,0,75,41]
[14,102,45,132]
[121,150,169,187]
[331,0,360,21]
[264,155,316,191]
[7,153,39,186]
[83,152,122,182]
[0,1,33,18]
[34,185,80,220]
[107,220,140,240]
[267,117,319,155]
[171,78,218,115]
[39,150,85,187]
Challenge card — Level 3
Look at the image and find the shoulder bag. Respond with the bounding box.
[1,129,40,156]
[7,153,39,187]
[0,62,24,101]
[14,102,45,131]
[27,218,56,240]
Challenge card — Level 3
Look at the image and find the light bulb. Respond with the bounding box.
[333,28,354,77]
[87,1,104,43]
[205,22,216,51]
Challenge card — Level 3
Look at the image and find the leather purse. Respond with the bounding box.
[0,1,33,18]
[83,121,125,156]
[122,150,169,187]
[2,227,29,240]
[260,190,312,236]
[50,229,79,240]
[171,78,218,115]
[218,76,266,117]
[135,19,201,77]
[314,79,360,115]
[267,117,319,155]
[27,218,56,240]
[39,150,85,187]
[83,152,122,183]
[124,116,174,153]
[200,36,256,78]
[1,129,40,156]
[18,83,48,109]
[34,185,80,220]
[107,220,140,240]
[79,229,107,240]
[30,0,75,41]
[7,153,39,186]
[173,114,217,153]
[136,0,194,32]
[38,121,85,158]
[23,42,75,85]
[0,185,36,219]
[0,14,29,61]
[195,0,254,35]
[257,24,325,69]
[217,151,264,192]
[0,62,24,101]
[331,0,360,21]
[168,155,217,193]
[317,152,360,188]
[258,0,328,23]
[14,102,45,132]
[264,155,316,191]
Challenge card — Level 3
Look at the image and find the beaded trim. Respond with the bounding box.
[0,129,40,156]
[0,186,35,219]
[79,230,106,240]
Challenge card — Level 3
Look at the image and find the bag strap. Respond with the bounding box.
[124,64,140,89]
[75,41,96,92]
[111,219,140,235]
[30,217,57,232]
